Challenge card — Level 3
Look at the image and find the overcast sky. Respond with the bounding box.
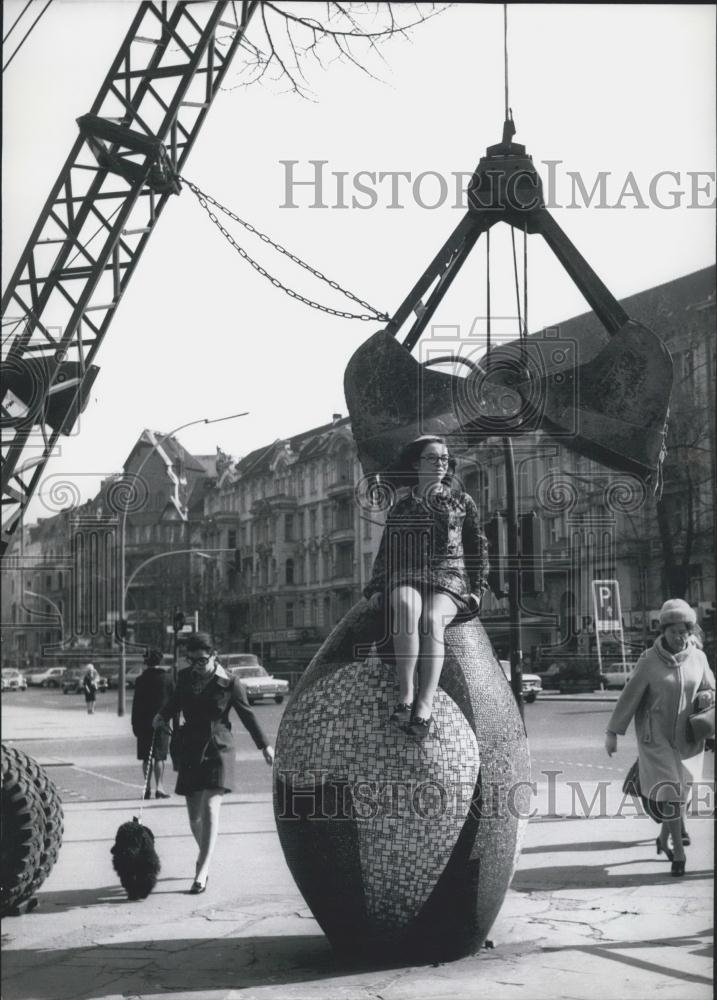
[3,2,715,523]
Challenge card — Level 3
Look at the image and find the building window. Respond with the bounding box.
[311,598,318,624]
[548,518,560,544]
[310,508,317,537]
[286,559,294,585]
[335,499,351,531]
[335,543,353,578]
[323,595,331,625]
[322,550,331,580]
[362,516,372,540]
[363,552,373,582]
[688,565,704,602]
[227,529,237,549]
[495,466,506,508]
[309,464,318,494]
[286,602,294,627]
[310,553,318,583]
[285,514,294,541]
[297,600,305,626]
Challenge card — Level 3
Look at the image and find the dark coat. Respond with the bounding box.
[158,665,269,793]
[132,667,175,737]
[363,487,489,612]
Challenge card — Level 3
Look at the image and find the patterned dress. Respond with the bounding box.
[363,487,489,613]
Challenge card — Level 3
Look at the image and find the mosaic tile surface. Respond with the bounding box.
[274,604,531,960]
[276,660,480,929]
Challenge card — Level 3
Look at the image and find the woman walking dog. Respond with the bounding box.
[605,599,715,876]
[153,632,273,894]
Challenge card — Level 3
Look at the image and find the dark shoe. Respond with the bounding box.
[406,716,432,740]
[681,833,691,846]
[155,790,170,799]
[389,702,413,728]
[189,877,208,894]
[143,790,152,800]
[671,860,686,877]
[656,837,674,862]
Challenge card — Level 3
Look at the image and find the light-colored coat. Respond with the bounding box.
[607,637,715,802]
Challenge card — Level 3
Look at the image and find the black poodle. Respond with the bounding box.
[111,818,160,900]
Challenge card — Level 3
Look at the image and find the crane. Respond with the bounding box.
[1,1,258,556]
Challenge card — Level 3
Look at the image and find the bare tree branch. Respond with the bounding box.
[221,2,454,99]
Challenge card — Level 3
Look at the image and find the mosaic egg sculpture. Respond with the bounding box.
[273,601,530,963]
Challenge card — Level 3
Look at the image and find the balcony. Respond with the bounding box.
[327,479,354,498]
[329,526,354,542]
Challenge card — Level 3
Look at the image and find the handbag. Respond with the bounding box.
[622,759,641,798]
[687,704,715,743]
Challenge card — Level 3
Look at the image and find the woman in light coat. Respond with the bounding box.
[605,599,715,876]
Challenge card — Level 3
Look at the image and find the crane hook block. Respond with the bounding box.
[77,114,181,195]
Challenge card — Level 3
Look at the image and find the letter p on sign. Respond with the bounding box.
[592,579,621,632]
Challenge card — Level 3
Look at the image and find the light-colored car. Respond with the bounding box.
[222,656,289,704]
[600,661,636,690]
[1,668,27,691]
[25,666,66,688]
[499,660,542,703]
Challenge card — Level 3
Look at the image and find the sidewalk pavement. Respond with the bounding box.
[2,701,713,1000]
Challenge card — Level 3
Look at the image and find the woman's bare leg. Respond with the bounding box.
[194,790,224,886]
[389,586,422,705]
[413,592,459,719]
[153,759,166,794]
[185,792,204,852]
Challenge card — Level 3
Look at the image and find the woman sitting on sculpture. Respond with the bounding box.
[364,435,489,740]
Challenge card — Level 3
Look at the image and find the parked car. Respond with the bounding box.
[61,669,108,694]
[600,661,637,690]
[1,668,27,691]
[25,666,66,688]
[499,660,542,703]
[222,655,289,704]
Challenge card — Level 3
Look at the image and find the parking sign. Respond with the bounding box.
[592,579,625,672]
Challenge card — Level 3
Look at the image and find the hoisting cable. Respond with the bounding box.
[503,2,510,120]
[486,229,492,360]
[510,227,523,346]
[3,1,32,42]
[523,219,528,343]
[2,0,53,73]
[182,178,389,322]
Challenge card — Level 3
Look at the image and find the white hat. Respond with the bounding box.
[659,599,697,627]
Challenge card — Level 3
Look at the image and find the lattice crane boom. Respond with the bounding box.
[1,0,258,555]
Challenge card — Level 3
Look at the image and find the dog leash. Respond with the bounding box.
[137,732,156,824]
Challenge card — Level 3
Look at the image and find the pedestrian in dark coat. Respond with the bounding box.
[364,435,489,739]
[82,664,99,715]
[153,632,273,894]
[132,648,174,799]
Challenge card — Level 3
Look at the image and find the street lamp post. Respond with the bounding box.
[116,412,248,715]
[118,547,222,715]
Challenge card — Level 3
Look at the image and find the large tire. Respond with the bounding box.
[1,749,46,916]
[1,745,64,900]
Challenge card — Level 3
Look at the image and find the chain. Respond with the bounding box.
[182,178,389,322]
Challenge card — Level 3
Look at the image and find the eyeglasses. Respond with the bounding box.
[420,455,450,467]
[186,654,211,665]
